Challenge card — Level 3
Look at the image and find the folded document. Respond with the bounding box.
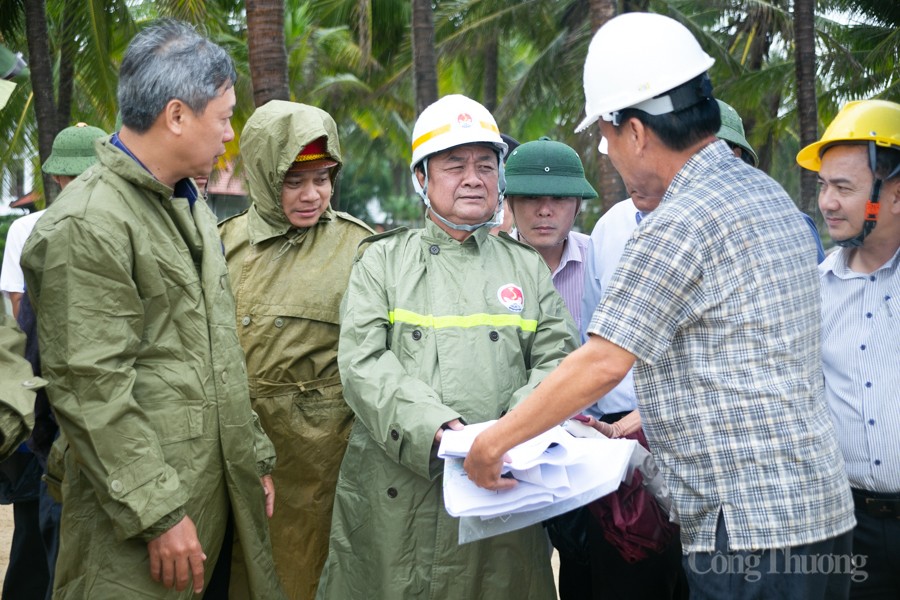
[438,421,636,521]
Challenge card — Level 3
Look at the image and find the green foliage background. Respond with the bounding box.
[1,0,898,236]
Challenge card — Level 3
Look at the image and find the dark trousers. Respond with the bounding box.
[38,479,62,600]
[202,510,234,599]
[683,513,853,600]
[557,504,687,600]
[557,411,688,600]
[848,502,900,599]
[2,498,51,600]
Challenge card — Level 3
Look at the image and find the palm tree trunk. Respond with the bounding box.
[588,0,626,214]
[411,0,438,115]
[794,0,818,218]
[23,0,60,204]
[246,0,290,107]
[483,32,498,113]
[56,0,77,130]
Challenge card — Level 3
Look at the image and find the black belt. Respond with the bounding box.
[851,488,900,520]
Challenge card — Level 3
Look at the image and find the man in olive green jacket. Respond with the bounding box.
[0,316,43,461]
[317,95,575,599]
[21,20,284,599]
[0,45,43,459]
[220,101,372,599]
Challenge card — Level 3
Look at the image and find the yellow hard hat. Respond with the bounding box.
[796,99,900,172]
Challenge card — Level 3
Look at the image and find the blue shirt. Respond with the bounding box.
[801,213,826,264]
[110,132,199,208]
[579,198,644,417]
[820,245,900,493]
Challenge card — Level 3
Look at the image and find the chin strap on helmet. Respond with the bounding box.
[835,142,900,248]
[415,156,506,233]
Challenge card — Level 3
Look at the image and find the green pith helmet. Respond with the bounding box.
[504,137,598,199]
[42,123,108,176]
[0,44,27,80]
[0,44,28,110]
[716,99,758,167]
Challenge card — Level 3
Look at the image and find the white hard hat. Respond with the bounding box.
[576,12,715,133]
[410,94,507,172]
[409,94,508,233]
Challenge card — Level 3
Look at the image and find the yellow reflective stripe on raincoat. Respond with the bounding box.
[388,308,537,332]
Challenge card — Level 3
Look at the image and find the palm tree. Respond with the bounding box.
[411,0,437,114]
[1,0,134,207]
[23,0,61,202]
[4,0,897,228]
[246,0,290,106]
[794,0,818,217]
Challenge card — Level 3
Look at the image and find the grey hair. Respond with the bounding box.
[118,19,237,133]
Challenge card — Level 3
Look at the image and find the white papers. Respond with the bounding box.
[438,422,637,522]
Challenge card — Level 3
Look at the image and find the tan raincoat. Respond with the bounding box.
[21,139,284,599]
[219,101,372,599]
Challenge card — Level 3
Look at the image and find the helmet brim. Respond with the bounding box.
[505,174,598,200]
[796,140,827,172]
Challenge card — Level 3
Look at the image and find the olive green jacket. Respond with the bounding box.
[22,139,283,599]
[219,101,372,600]
[0,316,43,460]
[317,221,577,600]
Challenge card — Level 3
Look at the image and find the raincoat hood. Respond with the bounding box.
[241,101,343,241]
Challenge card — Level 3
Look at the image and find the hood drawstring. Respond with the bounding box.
[273,228,308,260]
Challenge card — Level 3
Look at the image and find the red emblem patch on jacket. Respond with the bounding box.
[497,284,524,313]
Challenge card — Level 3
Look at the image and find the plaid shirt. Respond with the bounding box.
[587,140,855,552]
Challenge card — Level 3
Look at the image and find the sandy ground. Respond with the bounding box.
[0,503,11,581]
[0,504,561,595]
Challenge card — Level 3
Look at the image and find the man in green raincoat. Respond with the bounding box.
[219,101,372,599]
[21,20,284,599]
[316,94,576,600]
[0,45,43,463]
[0,318,42,461]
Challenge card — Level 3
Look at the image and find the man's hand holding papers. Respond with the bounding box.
[438,421,637,524]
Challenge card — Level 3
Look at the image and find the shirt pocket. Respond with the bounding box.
[239,303,341,371]
[238,299,340,327]
[132,361,205,445]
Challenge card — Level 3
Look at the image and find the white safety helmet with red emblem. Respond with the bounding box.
[410,94,508,232]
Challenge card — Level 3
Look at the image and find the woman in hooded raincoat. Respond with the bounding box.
[219,100,372,599]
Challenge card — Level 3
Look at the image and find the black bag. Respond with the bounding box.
[544,504,591,564]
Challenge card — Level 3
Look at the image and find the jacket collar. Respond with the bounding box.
[96,139,174,200]
[421,217,491,249]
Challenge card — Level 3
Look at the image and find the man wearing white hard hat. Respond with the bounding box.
[316,94,575,600]
[465,13,855,599]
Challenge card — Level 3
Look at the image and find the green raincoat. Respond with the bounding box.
[219,101,373,600]
[0,316,43,460]
[317,221,577,600]
[21,139,284,599]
